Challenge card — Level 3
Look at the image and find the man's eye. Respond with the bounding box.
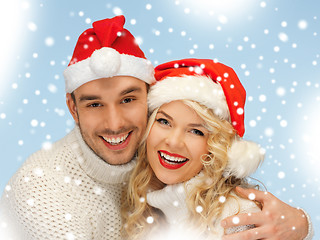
[190,129,204,136]
[156,118,170,126]
[88,103,101,107]
[121,98,134,104]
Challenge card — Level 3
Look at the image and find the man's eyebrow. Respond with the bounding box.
[120,86,143,96]
[78,95,101,102]
[157,110,173,120]
[77,86,143,102]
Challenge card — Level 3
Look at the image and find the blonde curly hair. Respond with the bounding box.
[121,100,255,239]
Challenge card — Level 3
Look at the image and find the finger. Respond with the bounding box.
[222,226,271,240]
[235,187,272,203]
[221,212,265,229]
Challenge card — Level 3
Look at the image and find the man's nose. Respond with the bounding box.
[103,105,126,132]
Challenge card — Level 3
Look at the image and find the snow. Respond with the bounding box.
[146,216,154,224]
[298,20,308,30]
[0,0,319,237]
[112,7,123,16]
[130,19,136,25]
[45,37,55,47]
[232,216,240,224]
[195,205,203,213]
[278,32,289,42]
[28,22,37,32]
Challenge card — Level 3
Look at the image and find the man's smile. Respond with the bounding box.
[101,131,133,150]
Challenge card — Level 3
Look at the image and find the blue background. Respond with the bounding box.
[0,0,319,237]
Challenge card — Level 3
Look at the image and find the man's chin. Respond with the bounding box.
[101,152,136,165]
[104,159,132,165]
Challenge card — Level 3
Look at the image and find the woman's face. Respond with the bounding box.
[147,100,209,185]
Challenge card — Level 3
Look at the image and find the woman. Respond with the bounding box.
[122,58,265,239]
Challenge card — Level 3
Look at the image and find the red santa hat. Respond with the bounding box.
[64,15,155,93]
[149,58,264,178]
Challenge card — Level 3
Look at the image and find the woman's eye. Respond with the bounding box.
[156,118,170,126]
[191,129,204,136]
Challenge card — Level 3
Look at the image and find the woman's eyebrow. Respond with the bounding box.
[188,123,206,128]
[157,110,173,120]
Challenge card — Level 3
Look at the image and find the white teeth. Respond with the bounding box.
[160,152,187,162]
[103,133,129,145]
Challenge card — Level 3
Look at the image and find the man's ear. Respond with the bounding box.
[66,93,79,124]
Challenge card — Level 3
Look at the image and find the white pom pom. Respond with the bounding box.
[89,47,121,77]
[224,138,265,178]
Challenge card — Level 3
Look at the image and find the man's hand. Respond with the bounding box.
[221,187,309,240]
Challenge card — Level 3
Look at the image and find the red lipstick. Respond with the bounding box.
[158,150,189,170]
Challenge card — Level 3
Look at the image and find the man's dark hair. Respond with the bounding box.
[70,92,76,104]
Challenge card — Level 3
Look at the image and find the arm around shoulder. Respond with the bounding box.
[220,187,314,240]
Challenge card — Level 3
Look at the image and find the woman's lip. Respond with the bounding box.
[158,152,189,170]
[159,150,187,159]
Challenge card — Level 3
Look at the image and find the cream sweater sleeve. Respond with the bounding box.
[219,194,261,235]
[0,191,34,239]
[301,208,314,240]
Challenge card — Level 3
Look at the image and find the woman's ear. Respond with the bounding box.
[66,93,79,124]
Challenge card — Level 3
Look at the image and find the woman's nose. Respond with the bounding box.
[165,128,184,149]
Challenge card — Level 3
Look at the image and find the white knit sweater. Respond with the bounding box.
[0,126,136,240]
[146,176,261,240]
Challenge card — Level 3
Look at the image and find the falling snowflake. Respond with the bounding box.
[146,216,154,224]
[298,20,308,30]
[45,37,55,47]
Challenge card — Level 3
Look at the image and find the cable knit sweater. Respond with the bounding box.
[146,176,314,240]
[0,126,135,240]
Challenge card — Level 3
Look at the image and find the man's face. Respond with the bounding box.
[66,76,148,165]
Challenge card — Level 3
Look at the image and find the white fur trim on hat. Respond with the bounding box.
[64,47,155,93]
[148,75,230,121]
[224,138,265,178]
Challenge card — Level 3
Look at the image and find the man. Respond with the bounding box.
[0,15,154,240]
[0,15,312,240]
